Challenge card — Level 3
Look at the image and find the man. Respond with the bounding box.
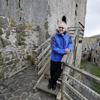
[48,22,72,90]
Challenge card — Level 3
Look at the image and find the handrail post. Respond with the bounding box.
[61,64,68,100]
[61,52,73,100]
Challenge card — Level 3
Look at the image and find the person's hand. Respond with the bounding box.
[65,48,70,54]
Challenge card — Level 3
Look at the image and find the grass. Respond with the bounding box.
[91,68,100,94]
[91,63,96,67]
[80,61,87,70]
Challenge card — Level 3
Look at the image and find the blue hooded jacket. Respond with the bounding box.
[50,30,72,62]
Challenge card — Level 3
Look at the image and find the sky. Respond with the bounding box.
[84,0,100,37]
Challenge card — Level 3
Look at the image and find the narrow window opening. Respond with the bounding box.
[6,0,8,6]
[79,40,82,43]
[19,17,21,21]
[19,0,20,8]
[62,16,67,24]
[94,58,96,63]
[83,54,86,58]
[96,50,97,54]
[75,4,78,18]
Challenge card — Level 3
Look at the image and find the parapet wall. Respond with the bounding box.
[0,16,39,79]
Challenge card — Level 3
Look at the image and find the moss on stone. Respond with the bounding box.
[0,74,3,77]
[20,46,25,49]
[98,48,100,51]
[12,54,16,59]
[44,22,48,30]
[28,36,31,39]
[11,19,15,24]
[3,53,6,57]
[0,61,3,65]
[21,37,26,41]
[15,59,20,64]
[25,23,33,29]
[1,65,4,68]
[26,51,28,54]
[14,68,17,71]
[0,27,3,35]
[45,31,49,39]
[27,55,31,60]
[3,60,5,62]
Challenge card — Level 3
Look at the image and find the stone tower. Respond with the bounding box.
[0,0,87,79]
[0,0,87,44]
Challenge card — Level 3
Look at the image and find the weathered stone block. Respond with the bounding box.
[20,45,25,49]
[27,55,31,60]
[18,24,26,30]
[6,60,13,65]
[0,40,3,48]
[25,23,33,30]
[0,16,9,26]
[11,19,15,24]
[0,27,3,35]
[26,51,29,54]
[0,95,5,100]
[21,36,26,41]
[21,42,27,46]
[16,28,22,33]
[44,22,48,30]
[5,57,10,61]
[10,23,17,27]
[1,65,5,68]
[11,53,16,59]
[14,59,20,64]
[6,30,10,39]
[0,38,11,47]
[0,61,3,65]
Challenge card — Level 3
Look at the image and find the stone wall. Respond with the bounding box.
[81,52,90,61]
[0,16,39,79]
[48,0,87,36]
[83,37,97,45]
[0,0,87,79]
[0,0,48,44]
[0,0,87,44]
[91,50,100,67]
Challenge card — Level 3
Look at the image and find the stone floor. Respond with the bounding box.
[0,66,56,100]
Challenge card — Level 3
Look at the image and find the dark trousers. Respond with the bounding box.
[49,60,62,85]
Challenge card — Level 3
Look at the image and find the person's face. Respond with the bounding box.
[58,23,66,34]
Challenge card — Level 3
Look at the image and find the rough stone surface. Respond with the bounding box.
[0,66,56,100]
[0,16,39,79]
[0,0,87,44]
[0,28,3,35]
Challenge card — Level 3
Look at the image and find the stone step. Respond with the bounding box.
[37,79,60,96]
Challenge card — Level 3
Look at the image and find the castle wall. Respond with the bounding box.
[91,50,100,67]
[48,0,87,36]
[0,0,48,44]
[0,16,39,79]
[47,0,87,68]
[0,0,87,79]
[0,0,87,44]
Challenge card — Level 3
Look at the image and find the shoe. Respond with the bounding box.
[48,83,52,90]
[52,84,56,90]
